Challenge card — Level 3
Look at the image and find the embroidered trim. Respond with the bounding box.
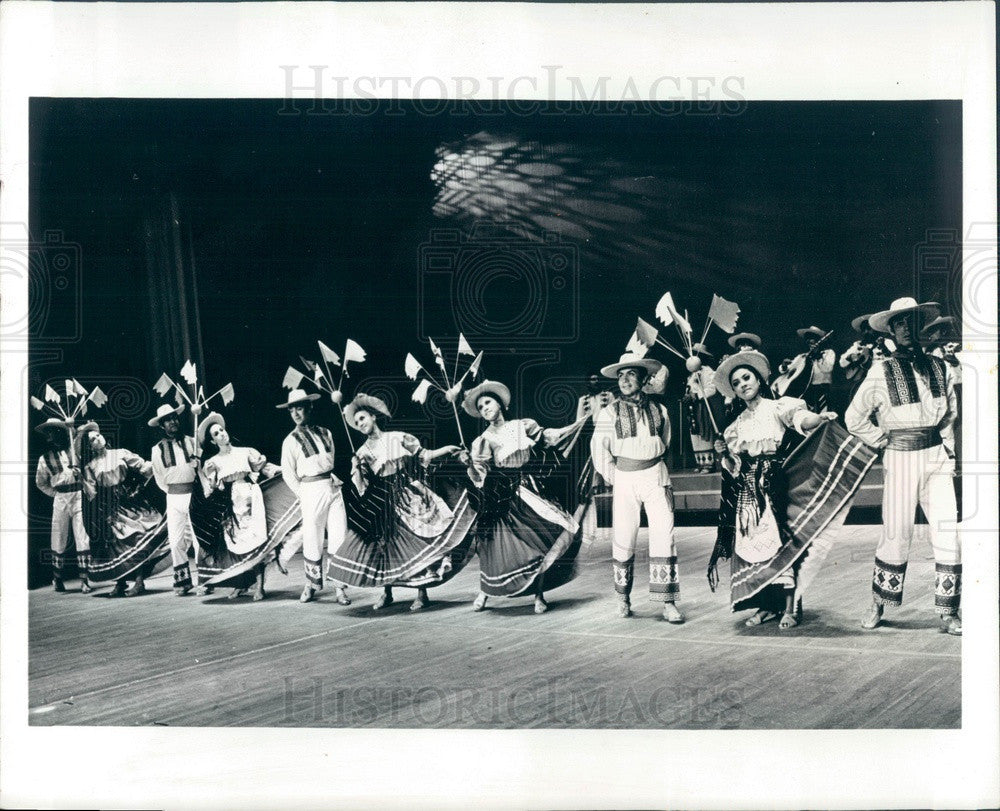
[872,557,906,605]
[649,555,679,597]
[934,562,961,614]
[613,556,635,595]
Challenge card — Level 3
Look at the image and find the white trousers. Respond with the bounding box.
[166,492,197,567]
[611,464,679,598]
[297,479,347,588]
[50,491,89,555]
[872,444,961,612]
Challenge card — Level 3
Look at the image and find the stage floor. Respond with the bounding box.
[28,525,960,729]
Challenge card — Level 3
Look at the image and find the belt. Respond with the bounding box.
[614,456,661,473]
[54,483,82,493]
[300,471,334,483]
[887,427,942,452]
[167,482,194,495]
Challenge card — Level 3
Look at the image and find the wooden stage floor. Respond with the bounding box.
[28,525,960,729]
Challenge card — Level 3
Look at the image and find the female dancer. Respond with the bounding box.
[326,393,476,611]
[459,380,587,614]
[194,412,300,601]
[76,422,169,597]
[708,351,849,629]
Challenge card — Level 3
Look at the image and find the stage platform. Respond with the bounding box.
[28,524,959,729]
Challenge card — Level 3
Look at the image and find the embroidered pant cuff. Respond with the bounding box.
[649,555,680,599]
[613,557,634,596]
[934,562,961,615]
[304,557,323,589]
[173,562,192,590]
[872,557,906,606]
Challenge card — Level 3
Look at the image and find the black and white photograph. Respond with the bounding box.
[1,2,997,809]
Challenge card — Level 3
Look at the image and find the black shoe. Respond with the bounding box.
[53,578,66,593]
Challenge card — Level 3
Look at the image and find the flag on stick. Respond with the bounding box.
[635,317,659,348]
[72,379,88,397]
[457,333,475,356]
[180,360,198,386]
[404,353,423,381]
[706,294,741,334]
[342,339,366,379]
[219,383,235,406]
[65,380,76,397]
[300,356,318,373]
[89,386,108,408]
[153,373,173,397]
[411,379,432,404]
[466,351,483,380]
[626,330,649,357]
[30,396,46,411]
[318,341,341,366]
[44,384,60,403]
[282,367,305,390]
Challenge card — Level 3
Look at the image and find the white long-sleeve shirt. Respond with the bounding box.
[845,354,956,453]
[590,397,671,485]
[280,424,340,496]
[151,436,197,493]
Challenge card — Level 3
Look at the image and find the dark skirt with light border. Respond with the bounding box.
[723,421,878,613]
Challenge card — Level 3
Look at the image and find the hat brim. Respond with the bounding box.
[714,351,772,400]
[599,357,662,379]
[197,412,227,446]
[796,327,826,340]
[919,316,956,338]
[34,419,72,435]
[727,333,761,350]
[343,394,393,429]
[275,393,321,409]
[850,314,873,333]
[462,381,511,418]
[147,404,186,427]
[73,421,101,456]
[869,302,940,335]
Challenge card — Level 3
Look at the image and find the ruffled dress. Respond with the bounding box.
[326,432,476,588]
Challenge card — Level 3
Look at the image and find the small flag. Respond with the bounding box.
[89,386,108,408]
[457,333,475,356]
[282,367,305,390]
[707,294,741,334]
[300,356,318,373]
[656,292,692,335]
[30,396,46,411]
[44,384,60,403]
[318,341,341,366]
[77,401,88,418]
[314,366,326,383]
[429,337,446,371]
[635,317,659,348]
[404,353,423,381]
[180,360,198,385]
[467,351,483,380]
[344,339,366,364]
[64,379,75,397]
[411,379,432,404]
[153,373,173,397]
[71,379,88,397]
[626,330,649,357]
[219,383,235,406]
[174,388,186,408]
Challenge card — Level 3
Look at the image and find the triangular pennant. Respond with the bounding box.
[299,356,318,373]
[219,383,235,406]
[467,351,483,380]
[457,333,475,356]
[635,317,659,347]
[411,379,432,404]
[318,341,341,366]
[88,386,108,408]
[343,339,366,364]
[180,360,198,385]
[44,384,60,403]
[707,294,741,334]
[626,330,649,357]
[404,353,423,381]
[153,373,173,397]
[72,379,88,397]
[282,367,305,390]
[30,396,46,411]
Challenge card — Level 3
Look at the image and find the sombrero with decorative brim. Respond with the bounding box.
[34,417,73,435]
[919,315,956,339]
[343,393,393,427]
[796,326,827,341]
[73,421,100,457]
[869,297,941,335]
[197,411,226,446]
[714,350,772,400]
[692,342,713,357]
[727,332,761,350]
[147,402,186,427]
[462,380,511,418]
[599,353,662,379]
[275,388,321,409]
[850,313,874,333]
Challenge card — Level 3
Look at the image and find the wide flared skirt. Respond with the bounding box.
[84,481,170,583]
[327,472,477,588]
[194,475,303,587]
[728,421,877,612]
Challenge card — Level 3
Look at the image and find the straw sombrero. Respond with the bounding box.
[343,393,393,426]
[462,380,511,418]
[147,402,185,427]
[714,351,772,400]
[868,297,941,335]
[599,353,662,379]
[275,388,321,409]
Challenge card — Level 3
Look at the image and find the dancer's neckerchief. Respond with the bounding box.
[613,393,663,440]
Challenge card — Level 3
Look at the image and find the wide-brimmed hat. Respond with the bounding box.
[919,315,956,340]
[34,417,72,436]
[599,353,662,379]
[462,380,511,418]
[147,402,185,427]
[275,388,321,410]
[727,332,761,350]
[197,411,226,446]
[692,342,713,357]
[343,393,393,426]
[73,420,100,457]
[850,313,874,333]
[869,297,941,335]
[714,350,772,400]
[796,326,827,341]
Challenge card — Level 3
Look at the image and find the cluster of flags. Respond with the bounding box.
[628,291,741,363]
[405,333,483,447]
[30,379,108,422]
[154,362,236,450]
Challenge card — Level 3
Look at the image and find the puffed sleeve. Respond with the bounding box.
[247,447,268,473]
[200,458,221,497]
[702,367,717,398]
[399,433,430,466]
[774,397,811,435]
[721,419,741,476]
[466,434,492,488]
[845,363,889,449]
[590,406,616,484]
[122,448,154,479]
